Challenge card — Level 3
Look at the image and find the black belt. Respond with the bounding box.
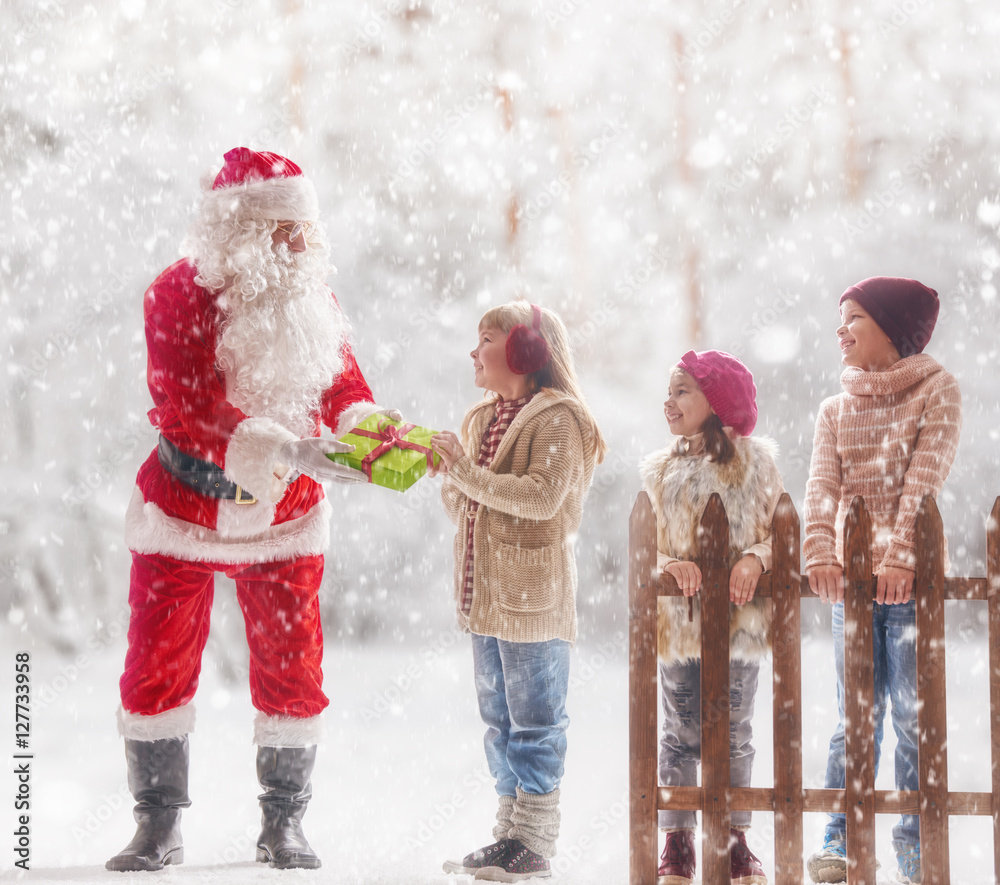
[157,435,257,504]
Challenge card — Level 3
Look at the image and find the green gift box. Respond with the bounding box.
[327,414,441,492]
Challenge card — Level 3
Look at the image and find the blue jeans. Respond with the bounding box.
[823,600,919,853]
[471,635,570,797]
[658,658,760,828]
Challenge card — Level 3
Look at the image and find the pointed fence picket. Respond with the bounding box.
[628,491,1000,885]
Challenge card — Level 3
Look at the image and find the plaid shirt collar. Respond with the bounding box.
[493,393,534,419]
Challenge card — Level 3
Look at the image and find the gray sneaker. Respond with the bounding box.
[806,835,846,883]
[894,844,920,884]
[807,835,882,883]
[443,839,516,875]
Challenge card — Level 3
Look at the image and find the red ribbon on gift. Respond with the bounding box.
[350,420,437,482]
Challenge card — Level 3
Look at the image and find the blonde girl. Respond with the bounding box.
[431,301,606,882]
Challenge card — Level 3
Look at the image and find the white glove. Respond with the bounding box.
[375,407,403,422]
[279,438,367,484]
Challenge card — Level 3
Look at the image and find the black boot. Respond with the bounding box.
[255,745,322,869]
[106,736,190,872]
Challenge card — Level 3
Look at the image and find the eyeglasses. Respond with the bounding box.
[275,221,317,241]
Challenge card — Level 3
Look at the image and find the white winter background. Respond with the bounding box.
[2,0,999,882]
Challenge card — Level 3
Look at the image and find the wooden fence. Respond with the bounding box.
[628,491,1000,885]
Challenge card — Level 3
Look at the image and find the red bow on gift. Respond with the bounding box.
[351,420,436,482]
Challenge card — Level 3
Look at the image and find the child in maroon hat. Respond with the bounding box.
[804,277,962,885]
[640,350,783,885]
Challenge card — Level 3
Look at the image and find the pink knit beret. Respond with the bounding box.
[839,276,939,357]
[677,350,758,437]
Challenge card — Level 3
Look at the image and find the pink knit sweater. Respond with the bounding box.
[803,353,962,573]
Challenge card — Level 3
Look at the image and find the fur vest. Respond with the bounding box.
[640,436,783,664]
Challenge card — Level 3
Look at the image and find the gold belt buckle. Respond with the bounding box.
[234,485,257,505]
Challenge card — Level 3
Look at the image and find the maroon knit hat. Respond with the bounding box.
[677,350,758,437]
[839,277,939,357]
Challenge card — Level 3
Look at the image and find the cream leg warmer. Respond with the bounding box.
[493,793,516,841]
[510,787,561,858]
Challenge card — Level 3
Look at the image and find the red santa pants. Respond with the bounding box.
[120,551,329,719]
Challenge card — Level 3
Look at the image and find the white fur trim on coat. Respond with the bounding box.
[203,174,320,223]
[331,400,380,439]
[225,417,299,504]
[118,704,196,741]
[253,712,324,748]
[215,497,279,539]
[125,487,331,565]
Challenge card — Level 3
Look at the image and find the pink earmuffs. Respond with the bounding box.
[505,304,551,375]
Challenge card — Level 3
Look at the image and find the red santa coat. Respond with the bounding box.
[124,259,376,565]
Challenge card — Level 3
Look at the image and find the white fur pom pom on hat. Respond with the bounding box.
[201,146,319,222]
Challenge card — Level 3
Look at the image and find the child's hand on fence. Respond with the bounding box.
[807,564,845,604]
[664,560,701,597]
[875,565,914,605]
[730,554,763,605]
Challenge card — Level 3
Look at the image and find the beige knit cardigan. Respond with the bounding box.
[803,353,962,573]
[440,389,598,643]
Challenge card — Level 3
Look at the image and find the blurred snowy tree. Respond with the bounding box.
[1,0,998,657]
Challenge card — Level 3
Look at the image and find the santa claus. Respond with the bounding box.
[107,148,392,872]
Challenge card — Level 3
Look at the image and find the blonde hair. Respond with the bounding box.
[461,301,608,465]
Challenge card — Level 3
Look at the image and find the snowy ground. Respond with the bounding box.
[0,603,995,884]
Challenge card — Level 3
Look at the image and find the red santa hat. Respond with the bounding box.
[202,147,319,222]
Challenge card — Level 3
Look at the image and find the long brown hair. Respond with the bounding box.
[461,301,608,465]
[699,413,736,464]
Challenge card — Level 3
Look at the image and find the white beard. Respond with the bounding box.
[215,244,347,439]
